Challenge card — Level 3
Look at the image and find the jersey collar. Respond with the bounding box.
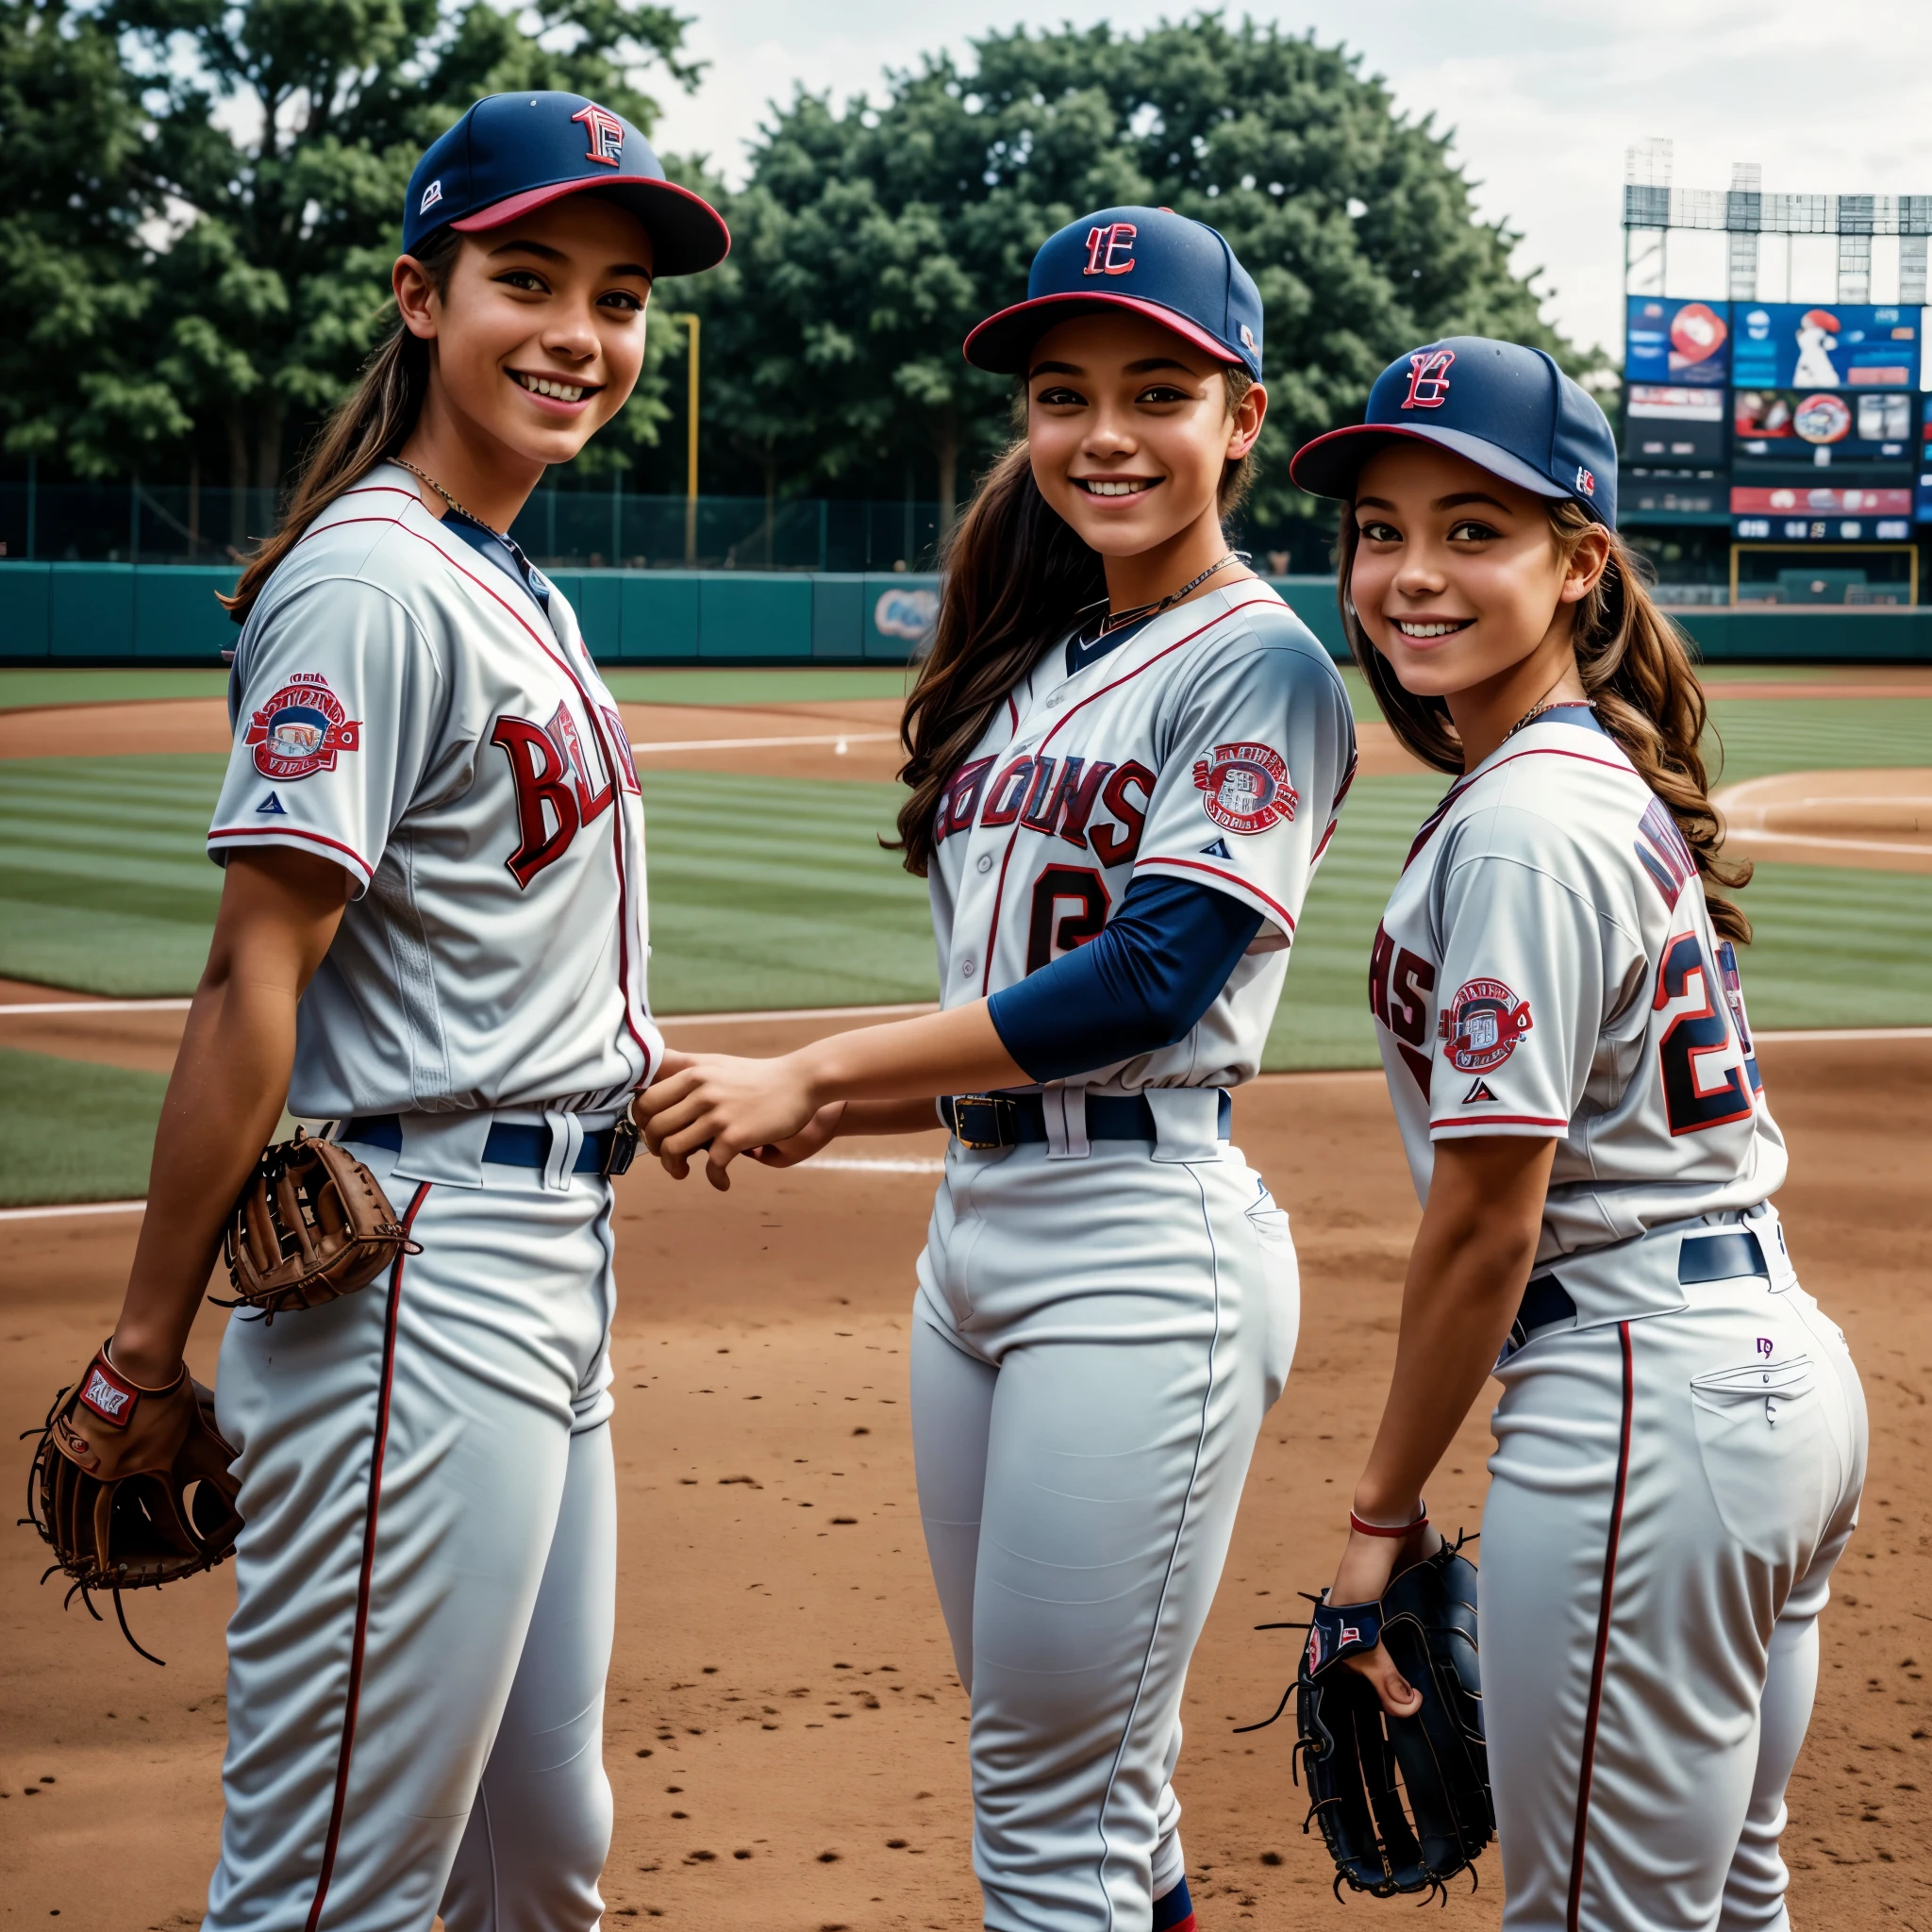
[1402,706,1633,874]
[368,462,559,632]
[1051,579,1281,691]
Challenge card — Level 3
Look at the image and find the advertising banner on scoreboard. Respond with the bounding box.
[1624,297,1729,387]
[1733,388,1914,458]
[1731,483,1912,541]
[1624,384,1727,462]
[1729,304,1919,390]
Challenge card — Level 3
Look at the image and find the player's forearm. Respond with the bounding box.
[1351,1138,1554,1524]
[113,852,349,1383]
[793,1003,1028,1108]
[112,970,302,1382]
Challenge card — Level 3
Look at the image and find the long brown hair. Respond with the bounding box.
[1339,500,1752,941]
[893,368,1256,875]
[222,228,465,625]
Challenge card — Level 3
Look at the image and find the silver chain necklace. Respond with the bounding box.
[1086,551,1246,639]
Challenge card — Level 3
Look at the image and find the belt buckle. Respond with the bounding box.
[601,1118,640,1178]
[951,1094,1016,1150]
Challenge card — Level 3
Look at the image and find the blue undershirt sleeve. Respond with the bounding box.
[987,873,1266,1084]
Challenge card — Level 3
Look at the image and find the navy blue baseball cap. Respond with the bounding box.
[404,92,729,275]
[963,207,1264,380]
[1291,337,1617,528]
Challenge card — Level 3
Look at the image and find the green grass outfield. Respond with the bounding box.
[0,668,233,707]
[1702,695,1932,785]
[4,747,1929,1048]
[6,664,1927,1206]
[0,1046,167,1206]
[5,721,1930,1203]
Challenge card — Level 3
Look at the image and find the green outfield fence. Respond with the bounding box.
[4,564,1932,665]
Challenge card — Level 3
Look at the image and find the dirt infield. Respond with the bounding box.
[0,694,912,783]
[0,693,1431,780]
[1717,768,1932,873]
[3,1035,1928,1931]
[20,664,1931,784]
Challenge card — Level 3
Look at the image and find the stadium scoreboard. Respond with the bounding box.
[1624,295,1924,544]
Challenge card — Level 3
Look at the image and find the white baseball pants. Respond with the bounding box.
[911,1110,1299,1932]
[203,1136,620,1932]
[1482,1219,1866,1932]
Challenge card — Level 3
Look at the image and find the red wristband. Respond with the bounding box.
[1349,1503,1426,1538]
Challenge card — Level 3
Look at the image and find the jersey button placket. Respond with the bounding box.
[976,853,995,874]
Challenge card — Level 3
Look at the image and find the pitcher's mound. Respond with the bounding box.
[1716,768,1932,872]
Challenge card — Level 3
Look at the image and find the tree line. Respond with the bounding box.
[1,1,1589,554]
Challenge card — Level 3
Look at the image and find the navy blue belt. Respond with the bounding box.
[941,1090,1231,1150]
[1511,1226,1771,1344]
[341,1113,637,1177]
[1676,1227,1768,1285]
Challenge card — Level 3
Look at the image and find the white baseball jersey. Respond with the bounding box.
[1369,707,1786,1263]
[208,463,660,1120]
[928,581,1357,1090]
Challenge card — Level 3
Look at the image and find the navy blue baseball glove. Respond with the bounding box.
[1243,1539,1492,1899]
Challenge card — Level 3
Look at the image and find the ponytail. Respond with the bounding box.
[221,228,464,626]
[1338,502,1753,942]
[893,367,1257,875]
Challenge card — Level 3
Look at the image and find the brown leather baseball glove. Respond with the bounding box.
[217,1126,420,1322]
[25,1344,244,1662]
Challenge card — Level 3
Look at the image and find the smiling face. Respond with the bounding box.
[395,193,655,472]
[1348,441,1607,703]
[1024,312,1263,559]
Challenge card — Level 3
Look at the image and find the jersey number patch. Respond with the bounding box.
[1026,867,1110,972]
[1654,932,1755,1136]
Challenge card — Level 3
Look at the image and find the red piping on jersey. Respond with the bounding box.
[208,824,375,883]
[1427,1111,1567,1130]
[1566,1319,1635,1932]
[1309,745,1358,866]
[980,596,1279,974]
[289,505,657,1088]
[1402,745,1643,876]
[304,1180,429,1932]
[1138,855,1297,933]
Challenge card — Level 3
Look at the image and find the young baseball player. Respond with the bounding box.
[69,93,726,1930]
[1290,339,1868,1930]
[636,208,1357,1931]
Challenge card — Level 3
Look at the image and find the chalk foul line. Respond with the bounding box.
[0,1161,952,1220]
[0,997,193,1015]
[628,730,899,755]
[0,1198,148,1222]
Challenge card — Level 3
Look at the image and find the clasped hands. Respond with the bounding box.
[632,1048,844,1191]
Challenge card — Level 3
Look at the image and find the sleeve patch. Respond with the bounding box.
[1191,741,1297,834]
[245,675,363,780]
[1439,977,1534,1072]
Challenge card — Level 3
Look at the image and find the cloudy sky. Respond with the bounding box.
[647,0,1932,356]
